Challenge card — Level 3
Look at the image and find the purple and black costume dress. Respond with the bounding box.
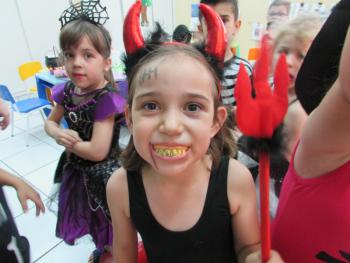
[52,81,125,250]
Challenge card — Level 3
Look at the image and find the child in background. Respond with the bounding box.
[107,2,283,262]
[199,0,258,188]
[0,98,45,263]
[272,0,350,261]
[172,24,192,44]
[141,0,152,27]
[44,1,124,261]
[238,14,322,218]
[272,13,322,165]
[199,0,253,117]
[266,0,291,40]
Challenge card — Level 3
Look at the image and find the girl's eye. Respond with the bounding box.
[143,102,158,111]
[186,103,201,112]
[85,53,93,59]
[64,52,73,59]
[297,53,305,60]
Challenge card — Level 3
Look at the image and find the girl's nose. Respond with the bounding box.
[159,109,183,135]
[73,56,83,66]
[286,53,296,68]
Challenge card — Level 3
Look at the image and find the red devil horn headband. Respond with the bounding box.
[198,3,227,63]
[123,1,227,63]
[123,0,144,55]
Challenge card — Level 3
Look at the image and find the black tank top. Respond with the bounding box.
[127,156,238,263]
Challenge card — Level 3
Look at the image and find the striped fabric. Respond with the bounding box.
[221,56,253,106]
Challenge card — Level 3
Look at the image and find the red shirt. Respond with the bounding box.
[272,147,350,262]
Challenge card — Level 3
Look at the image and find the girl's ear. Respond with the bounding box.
[125,105,133,134]
[211,105,227,138]
[104,57,112,72]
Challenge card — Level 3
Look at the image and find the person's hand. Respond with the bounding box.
[55,129,82,149]
[0,99,10,130]
[15,179,45,216]
[245,250,285,263]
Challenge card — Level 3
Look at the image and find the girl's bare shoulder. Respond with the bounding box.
[227,158,257,214]
[107,166,128,194]
[227,158,255,193]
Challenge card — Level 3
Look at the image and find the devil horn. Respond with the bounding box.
[123,0,145,55]
[199,4,227,64]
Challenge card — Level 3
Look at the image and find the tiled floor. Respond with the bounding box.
[1,110,130,262]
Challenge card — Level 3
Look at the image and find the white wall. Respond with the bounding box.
[0,0,174,95]
[1,0,338,95]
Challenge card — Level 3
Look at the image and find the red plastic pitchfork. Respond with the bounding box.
[235,35,289,262]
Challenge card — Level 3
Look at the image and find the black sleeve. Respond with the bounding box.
[295,0,350,114]
[0,187,30,263]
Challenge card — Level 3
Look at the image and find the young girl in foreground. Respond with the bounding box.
[107,4,282,262]
[44,1,124,260]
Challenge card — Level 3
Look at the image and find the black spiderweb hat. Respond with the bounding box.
[59,0,109,29]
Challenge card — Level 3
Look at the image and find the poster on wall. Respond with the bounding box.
[251,22,265,41]
[190,3,200,32]
[289,2,329,19]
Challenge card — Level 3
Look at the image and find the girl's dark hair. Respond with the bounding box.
[200,0,239,20]
[122,44,237,171]
[59,20,115,86]
[173,24,192,44]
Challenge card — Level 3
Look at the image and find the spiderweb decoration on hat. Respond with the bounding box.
[59,0,109,28]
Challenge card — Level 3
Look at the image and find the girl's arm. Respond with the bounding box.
[69,115,115,161]
[228,159,284,263]
[295,27,350,178]
[228,159,260,263]
[0,168,45,216]
[106,168,138,263]
[45,104,81,149]
[283,103,307,161]
[0,98,10,130]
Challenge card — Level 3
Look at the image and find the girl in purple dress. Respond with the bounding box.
[44,1,125,261]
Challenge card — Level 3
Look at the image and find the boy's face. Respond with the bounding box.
[267,4,289,25]
[199,2,241,48]
[267,4,289,37]
[273,34,312,90]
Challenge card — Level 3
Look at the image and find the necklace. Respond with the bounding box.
[72,88,100,97]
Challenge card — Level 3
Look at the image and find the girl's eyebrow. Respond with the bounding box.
[134,91,160,100]
[80,48,96,52]
[134,91,210,102]
[185,93,210,102]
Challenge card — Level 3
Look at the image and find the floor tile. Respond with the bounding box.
[15,202,61,262]
[0,125,24,142]
[2,143,62,176]
[35,237,95,263]
[23,160,57,197]
[0,132,42,159]
[13,112,46,132]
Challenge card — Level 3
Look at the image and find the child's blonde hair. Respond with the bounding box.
[274,14,323,50]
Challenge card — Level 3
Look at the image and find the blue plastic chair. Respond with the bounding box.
[0,84,51,146]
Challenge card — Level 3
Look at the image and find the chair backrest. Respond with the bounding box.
[0,85,16,104]
[18,61,43,81]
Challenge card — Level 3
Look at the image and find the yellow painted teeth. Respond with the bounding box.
[154,146,187,157]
